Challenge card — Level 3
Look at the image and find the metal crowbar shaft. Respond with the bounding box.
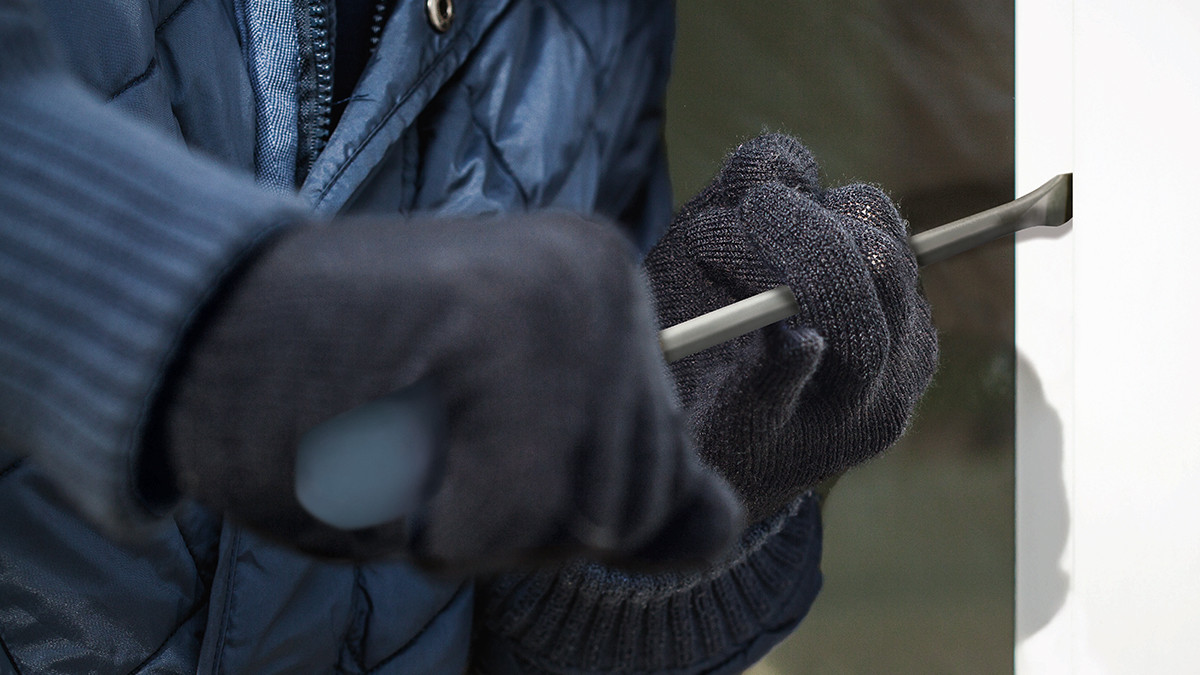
[297,174,1074,529]
[658,173,1073,362]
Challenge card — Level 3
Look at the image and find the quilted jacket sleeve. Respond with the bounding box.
[0,0,307,534]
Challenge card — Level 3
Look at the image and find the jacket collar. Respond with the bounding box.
[300,0,515,213]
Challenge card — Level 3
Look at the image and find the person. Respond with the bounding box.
[0,0,938,672]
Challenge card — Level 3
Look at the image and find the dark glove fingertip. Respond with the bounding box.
[739,133,821,192]
[740,184,857,256]
[820,183,908,240]
[858,225,919,280]
[709,133,821,203]
[738,182,804,227]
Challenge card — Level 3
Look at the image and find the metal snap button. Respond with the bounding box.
[426,0,453,32]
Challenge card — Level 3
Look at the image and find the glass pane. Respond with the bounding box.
[666,2,1016,671]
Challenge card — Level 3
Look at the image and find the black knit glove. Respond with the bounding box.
[156,213,743,570]
[644,133,938,522]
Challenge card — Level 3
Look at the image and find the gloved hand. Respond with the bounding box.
[644,133,938,523]
[154,213,743,570]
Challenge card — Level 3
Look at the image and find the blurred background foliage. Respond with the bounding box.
[664,1,1016,672]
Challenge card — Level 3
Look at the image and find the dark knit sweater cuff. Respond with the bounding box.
[0,75,306,533]
[474,492,823,674]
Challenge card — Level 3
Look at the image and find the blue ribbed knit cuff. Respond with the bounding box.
[474,492,823,674]
[0,74,307,533]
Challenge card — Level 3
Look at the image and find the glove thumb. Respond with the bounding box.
[613,466,745,570]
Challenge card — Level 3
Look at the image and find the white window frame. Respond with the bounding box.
[1016,1,1200,671]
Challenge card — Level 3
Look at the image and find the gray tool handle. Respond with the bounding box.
[296,173,1074,530]
[659,285,800,363]
[660,173,1073,362]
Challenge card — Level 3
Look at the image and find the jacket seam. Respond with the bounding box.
[172,514,207,585]
[107,57,158,102]
[0,628,24,675]
[342,566,374,672]
[0,457,24,481]
[156,0,200,34]
[400,126,419,211]
[542,0,598,72]
[465,108,530,207]
[105,0,196,102]
[128,599,210,674]
[363,581,470,674]
[209,526,243,675]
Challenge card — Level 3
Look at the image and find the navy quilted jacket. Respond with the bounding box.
[0,0,824,672]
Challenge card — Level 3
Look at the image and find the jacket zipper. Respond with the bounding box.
[295,0,395,185]
[295,0,333,184]
[368,2,396,56]
[310,0,334,148]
